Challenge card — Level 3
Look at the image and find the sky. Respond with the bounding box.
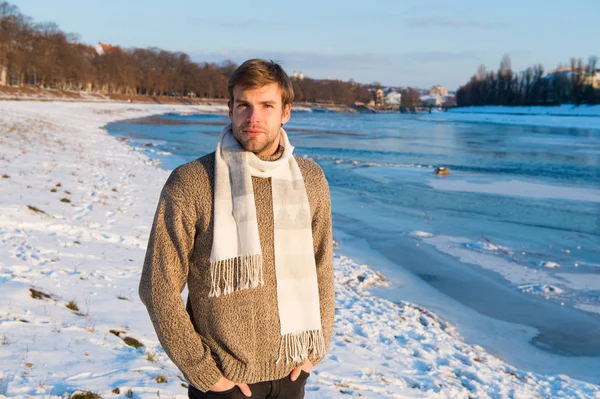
[9,0,600,90]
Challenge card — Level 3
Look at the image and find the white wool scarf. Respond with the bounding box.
[210,124,325,364]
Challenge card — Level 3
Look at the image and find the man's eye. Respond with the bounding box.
[265,104,274,108]
[238,104,248,108]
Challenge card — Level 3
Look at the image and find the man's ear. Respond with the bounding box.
[281,103,291,125]
[228,101,233,120]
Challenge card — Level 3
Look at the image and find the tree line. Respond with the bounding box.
[457,55,600,107]
[0,1,239,98]
[0,2,380,104]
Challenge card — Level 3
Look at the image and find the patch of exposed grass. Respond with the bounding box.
[146,352,157,363]
[117,295,129,301]
[109,329,124,337]
[123,336,144,349]
[55,183,62,187]
[507,370,521,379]
[109,330,144,349]
[27,205,46,214]
[50,188,57,193]
[64,190,71,195]
[70,391,102,399]
[60,198,71,203]
[2,174,10,178]
[66,300,79,312]
[155,375,167,383]
[111,387,132,397]
[30,288,51,300]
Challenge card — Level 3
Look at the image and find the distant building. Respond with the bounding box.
[547,66,600,89]
[545,66,580,84]
[547,66,579,76]
[423,96,443,106]
[95,42,115,56]
[375,88,384,105]
[429,85,448,96]
[384,90,402,106]
[585,69,600,89]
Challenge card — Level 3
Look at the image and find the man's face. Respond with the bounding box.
[229,82,291,157]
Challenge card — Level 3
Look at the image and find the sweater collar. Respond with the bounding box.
[257,145,284,162]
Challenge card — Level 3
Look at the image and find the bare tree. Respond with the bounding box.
[499,54,512,74]
[476,64,487,81]
[401,88,420,109]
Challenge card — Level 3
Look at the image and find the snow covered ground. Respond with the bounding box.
[420,104,600,130]
[1,101,599,398]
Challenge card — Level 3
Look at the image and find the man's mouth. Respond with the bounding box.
[243,129,263,137]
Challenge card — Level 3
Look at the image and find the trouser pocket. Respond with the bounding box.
[279,371,309,399]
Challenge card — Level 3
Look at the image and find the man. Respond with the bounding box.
[139,59,334,399]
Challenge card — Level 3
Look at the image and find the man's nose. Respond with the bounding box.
[247,107,260,123]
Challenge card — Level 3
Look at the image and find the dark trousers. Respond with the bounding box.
[188,371,309,399]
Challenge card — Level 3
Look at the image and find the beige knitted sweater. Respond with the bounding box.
[139,149,334,392]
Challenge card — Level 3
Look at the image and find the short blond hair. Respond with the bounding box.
[228,59,294,108]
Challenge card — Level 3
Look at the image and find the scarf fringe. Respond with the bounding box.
[208,255,264,297]
[276,329,326,364]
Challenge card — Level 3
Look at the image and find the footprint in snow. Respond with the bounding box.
[74,204,93,220]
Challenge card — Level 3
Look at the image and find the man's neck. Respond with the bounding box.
[257,145,284,161]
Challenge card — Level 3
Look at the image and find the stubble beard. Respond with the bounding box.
[233,124,281,155]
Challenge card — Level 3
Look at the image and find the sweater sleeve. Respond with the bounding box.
[308,168,335,367]
[139,170,222,392]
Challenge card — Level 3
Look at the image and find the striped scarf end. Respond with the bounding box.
[276,329,326,364]
[208,255,264,298]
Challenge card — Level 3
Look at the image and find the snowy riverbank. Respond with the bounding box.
[1,101,599,398]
